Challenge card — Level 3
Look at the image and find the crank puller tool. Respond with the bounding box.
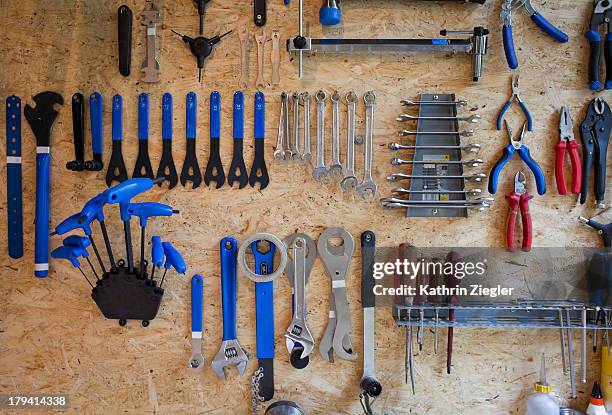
[254,0,266,26]
[180,92,202,188]
[25,91,64,278]
[67,93,85,171]
[106,95,128,186]
[85,92,104,171]
[360,231,382,415]
[249,92,269,190]
[204,91,225,188]
[194,0,210,35]
[171,30,232,82]
[189,274,205,370]
[212,237,249,379]
[133,93,154,179]
[118,5,133,76]
[252,240,276,401]
[228,91,248,189]
[150,236,163,282]
[156,93,178,188]
[6,95,23,259]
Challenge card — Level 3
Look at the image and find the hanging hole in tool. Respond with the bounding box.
[119,319,127,326]
[225,240,233,249]
[255,240,271,254]
[327,236,345,248]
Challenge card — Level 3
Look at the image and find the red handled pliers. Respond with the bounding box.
[555,105,582,195]
[507,171,533,252]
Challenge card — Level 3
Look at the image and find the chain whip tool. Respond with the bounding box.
[189,274,205,371]
[300,92,312,161]
[313,90,329,180]
[341,91,359,190]
[251,366,265,415]
[329,90,343,176]
[356,91,377,199]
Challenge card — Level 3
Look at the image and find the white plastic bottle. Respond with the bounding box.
[526,354,560,415]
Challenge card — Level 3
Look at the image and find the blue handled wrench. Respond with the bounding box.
[189,274,205,371]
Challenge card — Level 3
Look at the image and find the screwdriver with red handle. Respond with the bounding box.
[556,105,582,195]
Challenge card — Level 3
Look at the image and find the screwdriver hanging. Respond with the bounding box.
[172,30,232,82]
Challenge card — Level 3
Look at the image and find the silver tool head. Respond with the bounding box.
[211,339,248,380]
[189,352,205,371]
[514,171,527,194]
[559,105,575,141]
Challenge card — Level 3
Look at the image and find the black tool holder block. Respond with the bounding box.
[91,263,163,327]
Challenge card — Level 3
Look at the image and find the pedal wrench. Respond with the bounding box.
[212,237,248,379]
[312,90,328,180]
[356,91,377,199]
[156,93,178,189]
[329,90,343,177]
[318,227,358,361]
[181,92,202,188]
[189,274,205,371]
[301,92,312,162]
[284,237,315,359]
[228,91,248,188]
[249,92,269,189]
[204,91,226,188]
[106,94,128,186]
[132,93,154,179]
[341,91,358,190]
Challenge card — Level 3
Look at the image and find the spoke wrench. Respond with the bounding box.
[189,274,205,371]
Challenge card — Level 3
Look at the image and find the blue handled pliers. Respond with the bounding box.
[501,0,569,70]
[488,120,546,195]
[496,73,533,131]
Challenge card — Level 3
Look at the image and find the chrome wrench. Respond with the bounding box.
[274,92,289,160]
[341,91,359,191]
[356,91,377,199]
[312,90,328,180]
[291,92,300,158]
[329,90,343,176]
[189,274,205,371]
[300,92,312,162]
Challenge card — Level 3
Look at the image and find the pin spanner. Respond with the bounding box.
[356,91,377,199]
[212,237,248,379]
[341,91,359,191]
[312,90,329,180]
[284,237,315,360]
[329,90,343,177]
[318,227,358,362]
[189,274,205,371]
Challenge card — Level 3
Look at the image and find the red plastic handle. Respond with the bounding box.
[506,192,520,251]
[555,141,567,195]
[567,140,582,194]
[520,193,534,252]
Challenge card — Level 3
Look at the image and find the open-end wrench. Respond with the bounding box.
[285,237,315,360]
[300,93,312,162]
[312,90,328,180]
[389,143,481,153]
[341,91,359,191]
[318,227,357,362]
[274,92,289,160]
[391,158,484,167]
[387,172,487,183]
[399,129,474,137]
[356,91,377,199]
[212,237,248,379]
[329,90,343,177]
[189,274,205,371]
[397,113,481,123]
[291,93,300,158]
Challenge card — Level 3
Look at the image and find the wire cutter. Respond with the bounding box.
[507,171,533,252]
[586,0,612,90]
[488,120,546,196]
[580,97,612,208]
[556,105,582,195]
[500,0,569,70]
[496,74,533,131]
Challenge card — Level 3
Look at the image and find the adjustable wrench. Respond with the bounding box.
[318,227,358,361]
[312,90,328,180]
[356,91,377,199]
[329,90,343,176]
[341,91,359,191]
[291,93,300,158]
[300,93,312,162]
[189,274,205,371]
[285,237,315,360]
[212,237,248,379]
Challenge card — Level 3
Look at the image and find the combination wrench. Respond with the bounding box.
[356,91,377,199]
[188,274,205,371]
[300,92,312,162]
[329,90,343,176]
[397,113,481,123]
[274,92,291,160]
[341,91,359,191]
[291,92,300,158]
[312,90,329,180]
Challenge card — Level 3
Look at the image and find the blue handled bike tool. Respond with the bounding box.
[496,74,533,131]
[25,91,64,277]
[150,236,164,282]
[228,91,248,188]
[51,246,94,288]
[67,93,86,171]
[6,95,23,259]
[211,237,248,380]
[249,92,269,189]
[85,92,104,171]
[156,93,178,188]
[133,93,154,179]
[106,94,128,186]
[160,241,186,288]
[204,91,226,188]
[189,274,205,371]
[180,92,202,188]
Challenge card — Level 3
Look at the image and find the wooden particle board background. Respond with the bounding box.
[0,0,610,413]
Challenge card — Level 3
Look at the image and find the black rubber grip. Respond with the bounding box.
[606,37,612,88]
[361,231,376,308]
[589,39,602,89]
[254,0,266,26]
[118,5,133,77]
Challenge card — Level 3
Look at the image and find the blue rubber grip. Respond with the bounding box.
[89,92,103,155]
[254,92,265,140]
[162,242,187,274]
[519,101,533,131]
[151,236,164,267]
[51,246,80,268]
[35,151,51,278]
[518,146,546,195]
[138,93,149,141]
[496,100,512,130]
[112,95,122,142]
[55,212,91,236]
[126,202,175,227]
[186,92,197,140]
[531,12,568,43]
[162,93,172,140]
[191,274,204,332]
[487,145,515,194]
[320,7,341,25]
[220,237,238,340]
[6,95,23,259]
[252,241,276,359]
[503,24,519,70]
[102,178,155,204]
[63,235,90,249]
[80,194,105,222]
[233,91,244,140]
[210,91,221,139]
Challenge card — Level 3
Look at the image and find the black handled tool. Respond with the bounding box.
[254,0,266,26]
[172,30,232,82]
[204,91,225,188]
[118,5,133,76]
[194,0,210,34]
[249,91,269,189]
[586,0,612,91]
[67,93,85,171]
[180,92,202,189]
[106,94,128,186]
[133,93,154,179]
[156,93,178,188]
[228,91,248,188]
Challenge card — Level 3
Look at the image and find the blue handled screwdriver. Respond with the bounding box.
[160,242,186,288]
[51,246,94,288]
[150,236,164,282]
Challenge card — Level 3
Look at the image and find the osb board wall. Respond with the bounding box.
[0,0,608,413]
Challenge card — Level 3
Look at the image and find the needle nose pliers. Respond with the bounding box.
[507,171,533,252]
[556,105,582,195]
[500,0,569,70]
[488,120,546,196]
[496,74,533,131]
[586,0,612,90]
